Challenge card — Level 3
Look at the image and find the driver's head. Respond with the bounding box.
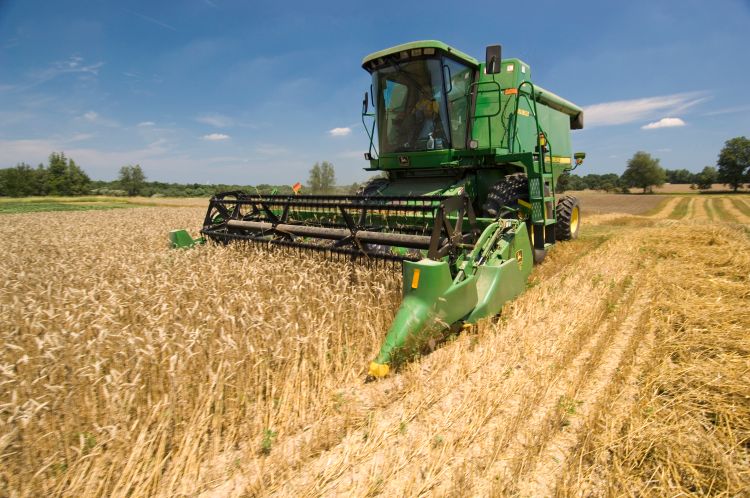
[415,98,438,118]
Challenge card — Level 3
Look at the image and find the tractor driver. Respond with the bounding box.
[396,95,445,150]
[414,97,443,145]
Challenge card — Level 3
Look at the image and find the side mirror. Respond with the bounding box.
[485,45,502,74]
[362,91,369,114]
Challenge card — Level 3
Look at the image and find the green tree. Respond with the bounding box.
[621,151,666,193]
[555,171,571,193]
[307,161,336,194]
[0,163,46,196]
[665,168,695,184]
[118,164,147,196]
[45,152,90,195]
[717,136,750,192]
[694,166,718,190]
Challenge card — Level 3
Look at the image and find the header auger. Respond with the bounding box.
[171,40,585,378]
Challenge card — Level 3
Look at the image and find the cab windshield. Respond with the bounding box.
[372,56,472,154]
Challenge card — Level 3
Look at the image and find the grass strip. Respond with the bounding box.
[731,197,750,217]
[0,201,131,214]
[710,198,735,222]
[668,197,691,219]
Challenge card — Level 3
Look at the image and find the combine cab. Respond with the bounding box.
[173,40,585,378]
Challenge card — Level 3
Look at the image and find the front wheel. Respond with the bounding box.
[555,196,580,240]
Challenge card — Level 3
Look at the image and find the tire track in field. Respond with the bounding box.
[559,310,657,496]
[261,232,649,497]
[455,279,644,497]
[515,293,651,497]
[649,196,680,219]
[724,198,750,224]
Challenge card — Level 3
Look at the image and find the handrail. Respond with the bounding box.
[468,80,502,148]
[511,81,557,221]
[362,109,379,159]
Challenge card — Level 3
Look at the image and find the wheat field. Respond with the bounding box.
[1,196,749,497]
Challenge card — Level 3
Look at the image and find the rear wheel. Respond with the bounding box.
[555,195,581,240]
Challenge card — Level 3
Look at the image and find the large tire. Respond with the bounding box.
[555,195,581,240]
[484,174,548,265]
[482,173,529,218]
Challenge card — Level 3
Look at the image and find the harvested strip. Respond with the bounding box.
[691,196,709,221]
[584,213,634,226]
[649,196,680,219]
[558,225,750,496]
[715,197,742,223]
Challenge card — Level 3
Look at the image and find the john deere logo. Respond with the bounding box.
[516,250,523,268]
[398,156,410,166]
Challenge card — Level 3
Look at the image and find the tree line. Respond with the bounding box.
[559,137,749,193]
[1,137,748,197]
[0,153,91,197]
[0,154,353,197]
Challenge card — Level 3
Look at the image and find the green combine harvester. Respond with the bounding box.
[171,40,585,378]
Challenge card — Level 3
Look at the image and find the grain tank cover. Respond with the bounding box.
[534,86,584,130]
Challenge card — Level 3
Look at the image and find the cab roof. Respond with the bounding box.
[362,40,479,72]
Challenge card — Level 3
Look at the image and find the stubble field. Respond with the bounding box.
[1,194,749,497]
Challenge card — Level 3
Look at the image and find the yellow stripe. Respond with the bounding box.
[551,156,572,164]
[517,199,531,209]
[411,269,421,289]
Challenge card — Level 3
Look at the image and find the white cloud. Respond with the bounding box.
[329,127,352,137]
[202,133,230,141]
[583,92,706,127]
[137,121,155,127]
[196,114,234,128]
[641,117,686,130]
[83,111,99,121]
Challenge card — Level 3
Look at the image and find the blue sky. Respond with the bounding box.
[1,0,748,185]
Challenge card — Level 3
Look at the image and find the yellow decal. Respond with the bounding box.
[551,156,572,164]
[516,250,524,268]
[517,109,530,117]
[411,269,421,289]
[518,199,532,209]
